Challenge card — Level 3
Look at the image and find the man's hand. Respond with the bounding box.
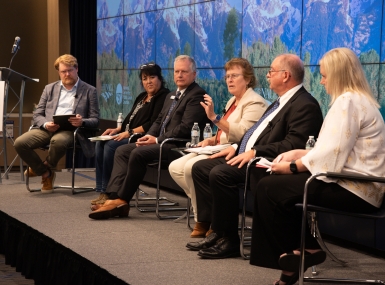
[45,121,60,132]
[209,145,235,160]
[68,114,83,127]
[226,149,255,168]
[136,135,156,146]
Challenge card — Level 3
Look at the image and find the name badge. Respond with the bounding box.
[170,95,175,99]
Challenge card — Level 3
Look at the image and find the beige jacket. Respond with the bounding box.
[219,88,268,144]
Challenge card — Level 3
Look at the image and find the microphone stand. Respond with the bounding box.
[9,46,20,69]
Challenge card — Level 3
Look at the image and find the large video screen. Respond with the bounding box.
[97,0,385,120]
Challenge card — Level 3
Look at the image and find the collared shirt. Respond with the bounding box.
[55,77,80,115]
[232,84,303,151]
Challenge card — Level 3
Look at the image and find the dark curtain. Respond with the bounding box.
[0,211,129,285]
[67,0,97,168]
[68,0,96,87]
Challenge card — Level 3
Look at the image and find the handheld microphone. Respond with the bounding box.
[11,37,21,54]
[186,142,198,148]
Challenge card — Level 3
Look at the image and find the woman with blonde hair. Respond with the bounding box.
[249,47,385,285]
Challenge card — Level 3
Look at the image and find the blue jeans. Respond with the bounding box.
[95,139,128,192]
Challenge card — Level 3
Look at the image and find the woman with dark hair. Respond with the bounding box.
[91,63,169,206]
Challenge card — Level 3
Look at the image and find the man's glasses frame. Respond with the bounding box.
[268,69,286,76]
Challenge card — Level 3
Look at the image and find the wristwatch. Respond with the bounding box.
[127,129,133,136]
[290,160,298,174]
[212,114,221,124]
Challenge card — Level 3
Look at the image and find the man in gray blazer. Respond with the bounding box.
[89,55,209,220]
[14,54,99,193]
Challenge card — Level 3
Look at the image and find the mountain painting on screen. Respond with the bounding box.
[302,0,382,65]
[96,0,385,120]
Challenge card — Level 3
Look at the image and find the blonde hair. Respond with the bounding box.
[224,58,257,88]
[54,54,78,70]
[319,48,379,108]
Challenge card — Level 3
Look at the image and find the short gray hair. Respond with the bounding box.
[174,55,196,72]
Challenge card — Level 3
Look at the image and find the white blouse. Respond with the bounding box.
[301,91,385,208]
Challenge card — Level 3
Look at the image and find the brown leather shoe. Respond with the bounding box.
[24,167,38,177]
[90,193,109,205]
[89,199,129,220]
[41,171,56,194]
[205,228,213,237]
[190,222,210,238]
[90,204,103,211]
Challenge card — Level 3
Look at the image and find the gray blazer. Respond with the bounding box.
[33,79,99,158]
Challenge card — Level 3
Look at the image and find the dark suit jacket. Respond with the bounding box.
[241,86,323,158]
[147,82,209,143]
[33,79,99,158]
[120,87,169,133]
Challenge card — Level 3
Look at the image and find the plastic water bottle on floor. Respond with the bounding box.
[305,136,316,150]
[117,113,123,129]
[203,123,212,140]
[190,122,200,146]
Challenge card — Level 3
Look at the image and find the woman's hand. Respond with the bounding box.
[102,128,119,136]
[114,131,129,141]
[270,161,292,174]
[273,149,309,163]
[200,94,216,120]
[198,137,215,147]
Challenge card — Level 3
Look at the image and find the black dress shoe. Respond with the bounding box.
[186,232,222,251]
[197,237,240,259]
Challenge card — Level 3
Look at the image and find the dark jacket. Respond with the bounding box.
[120,87,169,133]
[147,82,210,143]
[247,86,324,158]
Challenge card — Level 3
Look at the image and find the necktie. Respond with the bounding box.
[160,91,181,135]
[238,98,280,154]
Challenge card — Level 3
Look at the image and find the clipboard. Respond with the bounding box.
[53,114,76,130]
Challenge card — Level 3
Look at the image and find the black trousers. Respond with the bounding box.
[249,171,378,270]
[105,142,174,202]
[192,158,269,239]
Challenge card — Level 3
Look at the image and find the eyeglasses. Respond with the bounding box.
[140,62,155,69]
[224,73,243,80]
[268,69,286,76]
[59,68,76,75]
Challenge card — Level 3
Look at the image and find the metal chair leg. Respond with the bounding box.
[308,212,347,266]
[240,157,260,259]
[131,187,179,211]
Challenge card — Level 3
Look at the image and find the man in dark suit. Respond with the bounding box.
[89,55,209,220]
[14,54,99,193]
[186,54,323,258]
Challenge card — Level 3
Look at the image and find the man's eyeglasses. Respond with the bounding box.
[140,62,155,69]
[59,68,76,75]
[224,73,243,80]
[268,69,286,76]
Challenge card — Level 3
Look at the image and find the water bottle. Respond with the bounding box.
[117,113,123,129]
[203,123,212,140]
[305,136,316,150]
[190,122,200,146]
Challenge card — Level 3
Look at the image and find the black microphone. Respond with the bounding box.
[268,121,272,128]
[11,37,20,54]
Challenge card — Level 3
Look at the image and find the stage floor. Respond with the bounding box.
[1,171,385,285]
